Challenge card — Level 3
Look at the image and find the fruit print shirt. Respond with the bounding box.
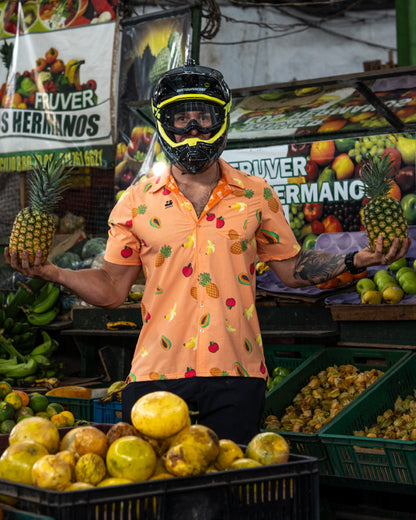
[105,158,300,382]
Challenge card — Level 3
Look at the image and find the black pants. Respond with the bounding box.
[122,377,266,445]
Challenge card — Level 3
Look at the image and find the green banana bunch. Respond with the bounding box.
[5,278,47,319]
[29,283,60,314]
[0,356,38,377]
[26,306,59,326]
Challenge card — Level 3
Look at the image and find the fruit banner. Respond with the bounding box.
[0,0,118,36]
[0,20,117,172]
[227,80,416,142]
[222,132,416,249]
[115,7,193,195]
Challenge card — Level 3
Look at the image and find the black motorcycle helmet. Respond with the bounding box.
[151,58,232,174]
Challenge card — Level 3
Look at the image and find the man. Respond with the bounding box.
[6,59,410,443]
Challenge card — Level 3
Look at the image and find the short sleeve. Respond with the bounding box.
[255,180,299,262]
[104,188,142,266]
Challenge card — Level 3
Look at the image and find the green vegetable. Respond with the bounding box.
[16,76,36,97]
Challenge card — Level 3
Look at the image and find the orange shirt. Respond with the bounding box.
[105,158,300,382]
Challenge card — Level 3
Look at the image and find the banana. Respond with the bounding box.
[29,284,60,314]
[30,331,54,357]
[3,317,14,333]
[26,307,59,326]
[5,279,47,319]
[6,292,14,305]
[30,354,51,367]
[0,292,4,307]
[106,321,137,330]
[106,381,126,395]
[1,357,38,378]
[64,59,85,86]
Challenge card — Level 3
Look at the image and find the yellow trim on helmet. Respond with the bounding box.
[157,116,229,149]
[154,94,232,123]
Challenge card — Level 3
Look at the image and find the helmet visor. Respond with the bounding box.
[159,101,225,136]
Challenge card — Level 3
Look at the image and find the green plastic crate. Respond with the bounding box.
[263,347,411,476]
[48,396,95,421]
[263,343,324,376]
[320,353,416,485]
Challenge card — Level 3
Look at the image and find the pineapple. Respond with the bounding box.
[361,154,408,253]
[198,272,219,298]
[263,187,279,212]
[155,244,172,267]
[9,155,71,265]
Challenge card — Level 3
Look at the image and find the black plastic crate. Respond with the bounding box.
[0,454,319,520]
[320,353,416,485]
[263,347,411,476]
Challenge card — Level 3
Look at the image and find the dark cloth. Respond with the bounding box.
[122,376,266,445]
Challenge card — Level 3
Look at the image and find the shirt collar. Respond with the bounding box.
[144,158,243,193]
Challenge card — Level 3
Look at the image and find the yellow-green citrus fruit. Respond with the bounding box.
[245,431,290,465]
[0,441,49,485]
[9,416,60,454]
[131,391,189,439]
[106,435,156,482]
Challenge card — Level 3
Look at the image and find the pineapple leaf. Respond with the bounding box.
[28,154,73,213]
[0,41,13,70]
[360,154,396,200]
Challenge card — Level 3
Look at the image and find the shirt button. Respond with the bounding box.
[200,303,204,307]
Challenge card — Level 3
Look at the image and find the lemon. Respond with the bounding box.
[383,286,404,304]
[361,290,382,304]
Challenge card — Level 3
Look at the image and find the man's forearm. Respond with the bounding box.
[292,249,347,285]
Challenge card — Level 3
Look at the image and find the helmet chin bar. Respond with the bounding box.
[175,142,216,174]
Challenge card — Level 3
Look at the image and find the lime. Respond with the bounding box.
[35,412,50,419]
[0,401,15,422]
[0,419,15,434]
[29,394,49,413]
[48,402,65,414]
[15,406,34,421]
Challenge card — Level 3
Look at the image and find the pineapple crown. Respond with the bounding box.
[28,155,73,213]
[360,153,396,200]
[0,41,13,71]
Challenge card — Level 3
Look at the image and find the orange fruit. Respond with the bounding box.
[56,450,77,480]
[13,391,29,407]
[388,180,401,201]
[214,439,244,470]
[9,416,60,454]
[310,140,335,166]
[0,441,49,485]
[0,381,12,399]
[106,436,156,482]
[317,119,347,133]
[4,392,22,410]
[60,411,75,426]
[51,413,68,428]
